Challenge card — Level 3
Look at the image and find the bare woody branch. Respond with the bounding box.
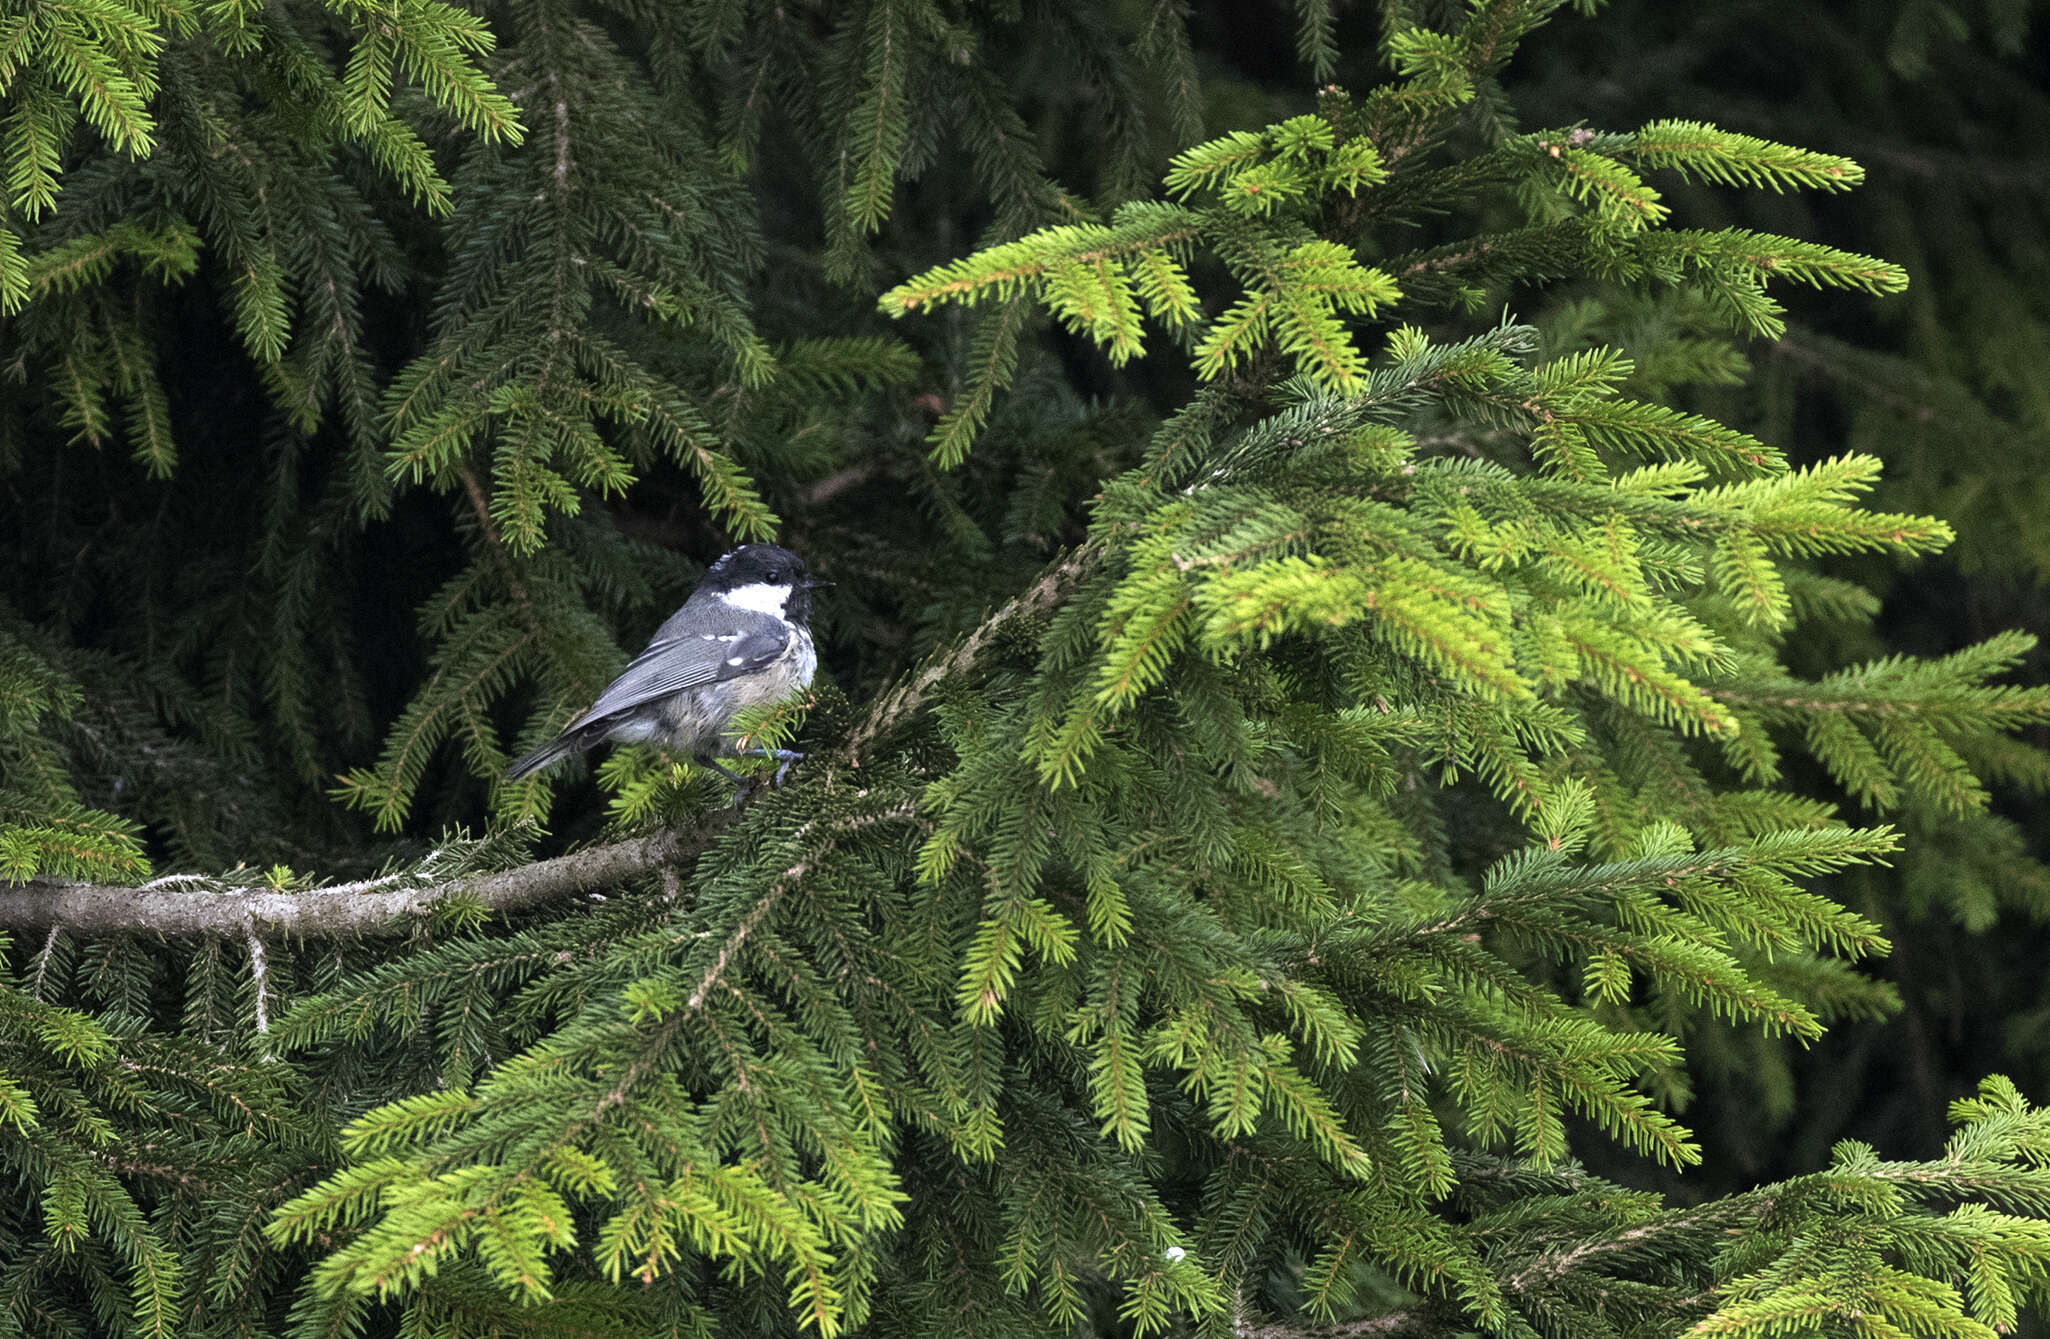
[0,828,701,938]
[1236,1315,1431,1339]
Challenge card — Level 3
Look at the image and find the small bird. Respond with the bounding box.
[506,543,825,786]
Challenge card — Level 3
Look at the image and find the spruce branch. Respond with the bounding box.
[843,540,1103,764]
[0,828,704,938]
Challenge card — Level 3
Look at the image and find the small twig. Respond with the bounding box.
[31,925,59,1000]
[802,462,881,506]
[247,930,271,1035]
[844,541,1099,764]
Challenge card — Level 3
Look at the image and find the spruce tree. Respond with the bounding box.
[3,3,2050,1338]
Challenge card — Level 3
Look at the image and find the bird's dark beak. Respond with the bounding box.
[802,577,834,590]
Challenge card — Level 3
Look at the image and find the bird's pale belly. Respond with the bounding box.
[646,629,816,755]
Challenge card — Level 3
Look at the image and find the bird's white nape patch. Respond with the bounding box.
[718,582,792,617]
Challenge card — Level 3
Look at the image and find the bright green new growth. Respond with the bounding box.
[881,117,1404,397]
[7,2,2050,1339]
[882,85,1905,423]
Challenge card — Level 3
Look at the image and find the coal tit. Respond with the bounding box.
[506,543,825,785]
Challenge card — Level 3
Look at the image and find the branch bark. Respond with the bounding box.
[0,828,702,939]
[1235,1313,1431,1339]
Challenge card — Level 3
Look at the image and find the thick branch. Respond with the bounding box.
[0,828,701,939]
[1236,1313,1431,1339]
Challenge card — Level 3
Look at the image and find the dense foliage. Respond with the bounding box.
[3,1,2048,1337]
[1512,0,2050,1186]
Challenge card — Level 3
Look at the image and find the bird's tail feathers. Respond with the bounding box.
[505,731,588,781]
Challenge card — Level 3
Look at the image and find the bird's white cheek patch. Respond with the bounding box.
[719,583,791,617]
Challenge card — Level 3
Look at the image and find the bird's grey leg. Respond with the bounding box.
[740,747,805,786]
[696,757,750,786]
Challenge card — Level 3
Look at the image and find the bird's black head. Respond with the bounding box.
[699,543,826,624]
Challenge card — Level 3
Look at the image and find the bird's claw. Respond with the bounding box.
[758,748,804,787]
[709,749,804,804]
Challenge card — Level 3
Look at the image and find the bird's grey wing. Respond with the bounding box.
[574,620,791,725]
